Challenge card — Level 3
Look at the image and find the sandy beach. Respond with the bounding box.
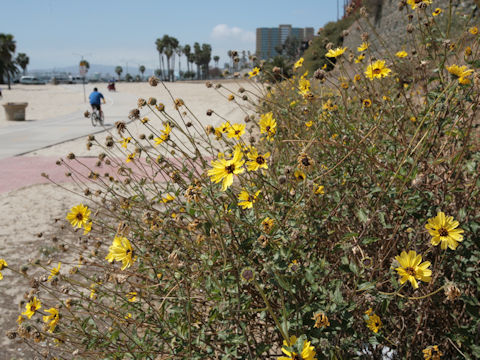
[0,79,260,359]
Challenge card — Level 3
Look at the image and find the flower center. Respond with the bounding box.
[439,227,449,237]
[225,164,236,174]
[256,156,265,165]
[265,126,271,132]
[405,267,416,276]
[76,213,84,221]
[373,68,382,75]
[301,157,311,167]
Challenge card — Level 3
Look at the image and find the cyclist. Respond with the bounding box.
[89,87,105,119]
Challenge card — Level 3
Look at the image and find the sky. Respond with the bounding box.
[0,0,341,73]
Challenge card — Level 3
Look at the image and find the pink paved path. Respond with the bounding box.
[0,156,104,194]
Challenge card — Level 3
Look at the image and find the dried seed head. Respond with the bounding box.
[326,42,334,50]
[272,66,281,74]
[67,153,75,160]
[314,69,326,80]
[215,83,222,89]
[406,24,414,33]
[342,29,349,37]
[129,109,140,120]
[147,97,157,106]
[137,98,146,108]
[239,87,245,93]
[205,81,213,88]
[139,133,146,139]
[116,121,127,135]
[206,109,213,116]
[148,76,159,86]
[361,32,369,42]
[359,7,368,17]
[84,110,90,118]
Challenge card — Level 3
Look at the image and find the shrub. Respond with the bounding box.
[3,3,480,359]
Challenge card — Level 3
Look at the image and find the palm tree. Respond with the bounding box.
[115,66,123,80]
[161,35,179,82]
[0,33,18,89]
[139,65,146,80]
[201,44,212,79]
[183,44,191,73]
[193,42,202,79]
[155,38,165,80]
[176,45,183,80]
[16,53,29,75]
[213,56,220,69]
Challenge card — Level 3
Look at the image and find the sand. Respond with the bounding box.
[0,79,262,359]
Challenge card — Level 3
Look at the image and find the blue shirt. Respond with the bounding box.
[89,91,104,105]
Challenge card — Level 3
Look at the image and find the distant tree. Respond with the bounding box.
[183,44,191,73]
[159,35,179,82]
[139,65,146,80]
[0,33,19,89]
[125,73,133,82]
[115,66,123,80]
[193,42,202,80]
[176,45,183,79]
[155,38,166,80]
[213,55,220,68]
[16,53,29,75]
[201,43,212,79]
[154,69,162,77]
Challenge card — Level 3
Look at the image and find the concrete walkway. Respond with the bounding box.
[0,87,136,159]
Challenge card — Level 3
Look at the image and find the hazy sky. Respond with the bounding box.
[1,0,341,71]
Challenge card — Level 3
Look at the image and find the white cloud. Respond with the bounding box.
[210,24,255,43]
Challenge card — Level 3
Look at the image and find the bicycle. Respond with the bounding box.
[91,107,104,127]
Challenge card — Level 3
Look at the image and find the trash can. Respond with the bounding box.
[2,102,28,121]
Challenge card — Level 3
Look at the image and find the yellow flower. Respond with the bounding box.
[22,296,42,319]
[365,60,391,80]
[0,258,7,280]
[298,78,311,95]
[469,26,478,35]
[105,236,135,270]
[294,169,306,181]
[314,185,325,195]
[83,221,92,235]
[237,189,261,209]
[362,99,372,108]
[432,8,442,16]
[313,311,330,328]
[425,211,464,250]
[423,345,443,359]
[48,262,61,281]
[396,50,408,58]
[262,217,274,233]
[16,315,24,324]
[407,0,432,10]
[126,153,135,163]
[305,120,313,127]
[43,307,59,333]
[357,42,369,52]
[294,57,304,69]
[248,67,260,78]
[162,193,176,203]
[395,250,432,289]
[215,122,231,137]
[154,123,172,146]
[259,112,277,141]
[447,64,474,84]
[279,336,317,360]
[465,46,472,56]
[90,283,97,299]
[355,54,365,63]
[120,137,132,148]
[228,94,235,101]
[365,311,382,333]
[127,291,137,302]
[354,74,361,82]
[246,147,270,171]
[66,204,91,229]
[207,147,245,191]
[227,123,246,139]
[326,47,347,58]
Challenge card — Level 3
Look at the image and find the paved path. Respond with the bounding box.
[0,86,136,159]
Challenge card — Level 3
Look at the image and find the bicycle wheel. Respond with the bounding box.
[99,111,104,126]
[91,111,98,127]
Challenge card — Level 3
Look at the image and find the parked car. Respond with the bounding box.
[69,76,88,84]
[19,76,46,85]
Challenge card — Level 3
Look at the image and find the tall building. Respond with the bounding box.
[256,25,315,60]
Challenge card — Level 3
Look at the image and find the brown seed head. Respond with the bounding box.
[148,76,159,86]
